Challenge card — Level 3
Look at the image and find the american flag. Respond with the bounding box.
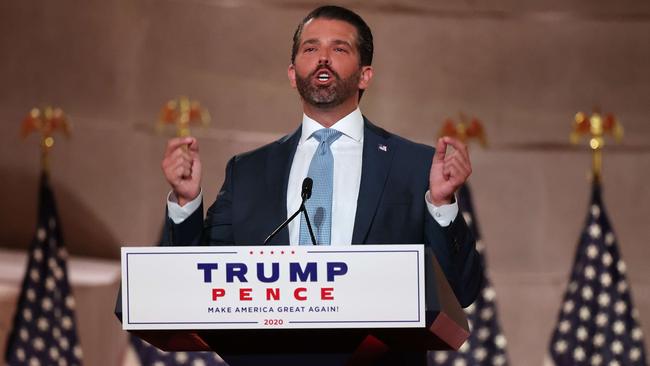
[130,335,227,366]
[547,182,647,365]
[429,184,510,366]
[4,173,83,366]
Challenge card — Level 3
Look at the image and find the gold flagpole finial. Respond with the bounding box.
[21,106,71,173]
[157,96,211,138]
[570,109,623,182]
[437,112,488,148]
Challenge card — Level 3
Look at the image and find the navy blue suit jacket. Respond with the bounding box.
[164,118,482,307]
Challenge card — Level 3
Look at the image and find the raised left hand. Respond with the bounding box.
[429,136,472,206]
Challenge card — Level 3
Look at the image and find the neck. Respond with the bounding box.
[302,99,358,128]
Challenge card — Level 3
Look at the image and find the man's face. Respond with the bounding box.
[289,18,372,109]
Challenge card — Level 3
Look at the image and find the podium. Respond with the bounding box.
[116,245,469,365]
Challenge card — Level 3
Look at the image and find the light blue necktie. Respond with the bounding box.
[299,128,343,245]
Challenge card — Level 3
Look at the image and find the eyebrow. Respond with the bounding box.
[300,38,353,48]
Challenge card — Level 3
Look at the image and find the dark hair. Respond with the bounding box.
[290,5,374,67]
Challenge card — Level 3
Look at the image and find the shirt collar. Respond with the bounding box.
[299,107,364,145]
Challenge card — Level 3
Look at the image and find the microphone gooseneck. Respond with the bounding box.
[263,177,317,245]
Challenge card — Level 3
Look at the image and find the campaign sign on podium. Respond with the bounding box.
[121,245,425,330]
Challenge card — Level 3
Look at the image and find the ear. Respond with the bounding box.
[357,65,374,91]
[288,64,297,88]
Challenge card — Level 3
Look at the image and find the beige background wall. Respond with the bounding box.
[1,0,649,364]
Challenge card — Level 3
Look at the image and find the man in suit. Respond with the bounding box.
[162,5,481,309]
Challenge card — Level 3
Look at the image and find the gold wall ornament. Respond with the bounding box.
[21,106,71,173]
[569,110,624,182]
[437,112,488,148]
[157,96,211,138]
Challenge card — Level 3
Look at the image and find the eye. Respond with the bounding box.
[334,47,348,53]
[303,47,316,53]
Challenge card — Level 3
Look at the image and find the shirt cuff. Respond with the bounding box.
[424,190,458,227]
[167,189,203,224]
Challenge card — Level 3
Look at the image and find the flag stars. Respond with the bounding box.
[477,327,490,341]
[602,253,613,266]
[453,358,467,366]
[630,347,641,361]
[595,313,608,327]
[23,308,33,321]
[473,347,487,361]
[593,333,605,347]
[631,327,643,341]
[617,280,628,293]
[494,334,507,349]
[568,281,578,293]
[33,248,44,262]
[29,356,41,366]
[192,359,207,366]
[590,204,601,218]
[588,224,602,239]
[554,340,568,354]
[586,245,598,259]
[493,355,506,366]
[73,344,83,359]
[617,260,627,274]
[62,316,73,330]
[584,266,596,280]
[581,286,593,300]
[600,273,612,287]
[33,337,45,351]
[26,288,36,302]
[611,340,623,354]
[19,327,29,341]
[15,348,26,361]
[59,337,69,350]
[605,232,615,246]
[579,306,591,321]
[41,297,53,312]
[613,320,625,335]
[576,326,588,341]
[49,347,60,360]
[558,320,571,333]
[434,352,448,362]
[590,354,602,365]
[65,295,76,310]
[482,287,496,301]
[614,300,627,315]
[573,346,586,361]
[37,228,46,242]
[597,293,610,307]
[480,307,494,321]
[563,300,575,314]
[30,268,40,282]
[46,277,56,291]
[175,352,189,363]
[37,317,50,332]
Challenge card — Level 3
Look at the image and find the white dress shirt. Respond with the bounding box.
[167,108,458,244]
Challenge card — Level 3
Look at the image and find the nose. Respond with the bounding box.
[318,49,330,65]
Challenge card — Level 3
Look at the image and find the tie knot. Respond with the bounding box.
[312,128,343,146]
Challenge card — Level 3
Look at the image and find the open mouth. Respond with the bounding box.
[313,68,334,83]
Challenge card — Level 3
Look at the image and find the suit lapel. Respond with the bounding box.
[265,126,301,244]
[352,119,394,243]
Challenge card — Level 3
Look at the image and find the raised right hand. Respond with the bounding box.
[161,137,202,206]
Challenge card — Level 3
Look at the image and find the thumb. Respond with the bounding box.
[187,137,199,152]
[433,138,447,163]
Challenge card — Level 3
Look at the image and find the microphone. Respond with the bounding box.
[263,178,317,245]
[301,177,313,200]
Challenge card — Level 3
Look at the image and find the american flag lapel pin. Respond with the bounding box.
[378,144,388,152]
